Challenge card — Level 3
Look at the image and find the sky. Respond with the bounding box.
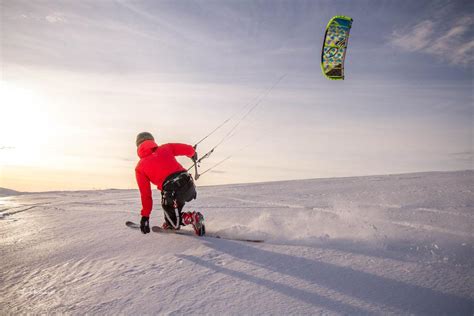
[0,0,473,192]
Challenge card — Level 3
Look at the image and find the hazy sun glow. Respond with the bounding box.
[0,81,55,166]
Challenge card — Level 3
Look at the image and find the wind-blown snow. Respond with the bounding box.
[1,171,473,314]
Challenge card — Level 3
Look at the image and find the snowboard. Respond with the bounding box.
[125,221,263,243]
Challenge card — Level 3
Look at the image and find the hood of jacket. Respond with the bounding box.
[137,140,158,159]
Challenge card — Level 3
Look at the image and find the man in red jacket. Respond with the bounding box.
[135,132,205,236]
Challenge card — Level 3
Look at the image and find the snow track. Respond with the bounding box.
[1,171,473,314]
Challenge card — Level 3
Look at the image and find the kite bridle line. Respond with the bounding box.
[189,73,287,180]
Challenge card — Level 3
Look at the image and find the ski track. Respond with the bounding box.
[1,171,473,314]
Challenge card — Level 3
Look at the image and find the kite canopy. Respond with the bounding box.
[321,16,353,80]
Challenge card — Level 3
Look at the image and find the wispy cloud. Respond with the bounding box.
[11,11,67,24]
[390,16,474,65]
[45,12,67,24]
[447,151,474,165]
[390,20,435,51]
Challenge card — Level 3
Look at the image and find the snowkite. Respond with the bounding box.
[321,16,353,80]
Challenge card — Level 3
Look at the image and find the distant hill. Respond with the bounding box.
[0,188,21,197]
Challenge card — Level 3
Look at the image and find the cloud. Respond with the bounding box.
[391,20,435,52]
[390,16,474,65]
[448,151,474,161]
[10,11,67,24]
[45,12,67,24]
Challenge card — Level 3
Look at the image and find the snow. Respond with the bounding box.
[1,171,473,314]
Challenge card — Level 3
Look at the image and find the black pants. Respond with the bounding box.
[161,172,197,229]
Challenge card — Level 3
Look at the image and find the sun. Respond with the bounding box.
[0,81,54,166]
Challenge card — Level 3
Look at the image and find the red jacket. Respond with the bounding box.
[135,140,195,217]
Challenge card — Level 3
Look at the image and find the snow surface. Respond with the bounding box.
[1,171,473,314]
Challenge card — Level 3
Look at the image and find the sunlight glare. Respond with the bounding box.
[0,81,53,166]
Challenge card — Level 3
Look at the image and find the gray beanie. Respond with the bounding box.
[136,132,154,147]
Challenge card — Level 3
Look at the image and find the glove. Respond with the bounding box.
[140,216,150,234]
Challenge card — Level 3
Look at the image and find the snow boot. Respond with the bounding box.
[182,211,205,236]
